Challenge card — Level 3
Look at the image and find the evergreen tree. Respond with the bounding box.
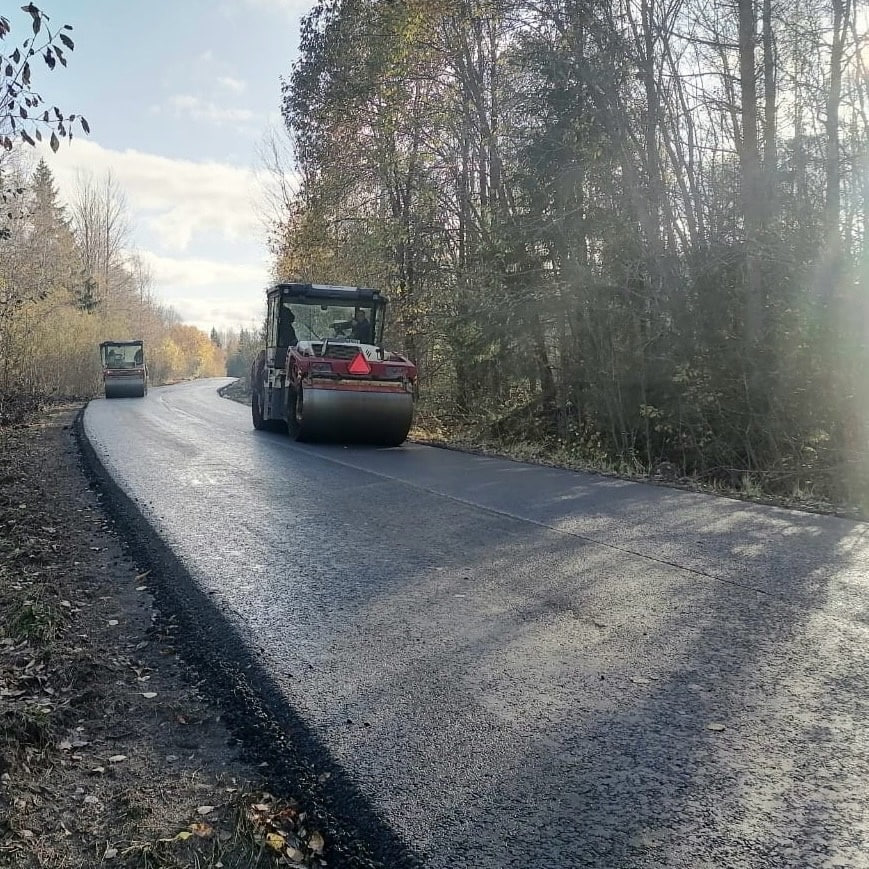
[28,158,80,300]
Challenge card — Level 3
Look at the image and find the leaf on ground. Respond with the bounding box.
[308,830,325,854]
[141,691,157,699]
[197,805,215,815]
[107,619,119,626]
[189,822,214,838]
[108,754,126,763]
[173,830,193,841]
[706,722,726,731]
[266,832,285,851]
[104,847,118,859]
[631,676,650,685]
[287,846,305,861]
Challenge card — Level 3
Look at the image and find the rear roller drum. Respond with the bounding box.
[252,388,286,433]
[287,385,308,442]
[252,388,266,430]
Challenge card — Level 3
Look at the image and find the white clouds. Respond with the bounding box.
[217,76,247,94]
[44,138,264,252]
[137,251,264,288]
[136,252,266,329]
[173,295,266,332]
[242,0,310,14]
[167,94,254,125]
[41,139,272,330]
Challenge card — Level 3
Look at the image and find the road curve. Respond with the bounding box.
[84,379,869,868]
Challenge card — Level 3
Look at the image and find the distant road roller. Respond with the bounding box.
[100,340,148,398]
[250,283,417,445]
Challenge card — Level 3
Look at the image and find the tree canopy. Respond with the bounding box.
[273,0,869,509]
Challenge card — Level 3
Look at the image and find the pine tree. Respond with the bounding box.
[28,159,81,302]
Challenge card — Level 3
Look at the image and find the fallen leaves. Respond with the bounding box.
[0,412,331,869]
[266,832,286,851]
[706,722,727,732]
[308,831,325,854]
[247,795,325,864]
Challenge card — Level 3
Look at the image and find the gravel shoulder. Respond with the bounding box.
[0,404,382,868]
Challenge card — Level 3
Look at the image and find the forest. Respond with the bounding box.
[273,0,869,508]
[0,157,226,424]
[0,6,225,424]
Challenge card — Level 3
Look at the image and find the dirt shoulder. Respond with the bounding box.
[0,405,379,868]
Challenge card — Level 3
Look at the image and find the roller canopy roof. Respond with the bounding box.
[267,283,388,303]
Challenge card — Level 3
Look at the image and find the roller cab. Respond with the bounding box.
[251,283,417,445]
[100,340,148,399]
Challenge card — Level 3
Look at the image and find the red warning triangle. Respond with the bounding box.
[347,352,371,375]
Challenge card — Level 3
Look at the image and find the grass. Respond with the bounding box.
[6,594,60,645]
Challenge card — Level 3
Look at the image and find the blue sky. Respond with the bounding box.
[16,0,313,332]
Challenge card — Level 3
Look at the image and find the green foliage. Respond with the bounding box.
[275,0,869,508]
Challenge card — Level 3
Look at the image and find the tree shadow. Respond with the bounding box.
[251,449,868,867]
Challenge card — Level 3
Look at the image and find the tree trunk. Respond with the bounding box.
[738,0,764,344]
[762,0,777,210]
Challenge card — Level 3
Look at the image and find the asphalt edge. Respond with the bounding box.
[73,402,421,869]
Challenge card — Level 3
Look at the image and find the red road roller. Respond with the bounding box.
[250,283,417,445]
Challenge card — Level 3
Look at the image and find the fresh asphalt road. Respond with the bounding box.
[84,379,869,868]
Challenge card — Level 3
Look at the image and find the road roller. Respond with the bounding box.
[250,283,417,445]
[100,340,148,398]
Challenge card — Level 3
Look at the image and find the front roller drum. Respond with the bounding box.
[289,384,413,446]
[104,374,146,399]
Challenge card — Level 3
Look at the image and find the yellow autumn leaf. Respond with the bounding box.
[265,832,285,851]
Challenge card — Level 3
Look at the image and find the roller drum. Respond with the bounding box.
[104,373,147,399]
[292,385,413,445]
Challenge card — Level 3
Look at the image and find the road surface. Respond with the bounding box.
[84,379,869,868]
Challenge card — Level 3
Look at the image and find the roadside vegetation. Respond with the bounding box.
[0,8,224,425]
[0,155,226,424]
[265,0,869,514]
